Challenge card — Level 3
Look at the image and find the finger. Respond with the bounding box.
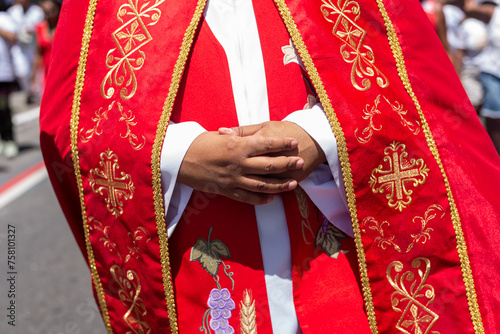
[226,188,275,205]
[229,124,264,137]
[237,175,298,194]
[218,127,237,135]
[243,156,304,174]
[245,135,298,156]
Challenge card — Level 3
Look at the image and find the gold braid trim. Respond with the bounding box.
[69,0,113,332]
[151,0,209,333]
[273,1,378,332]
[375,0,484,332]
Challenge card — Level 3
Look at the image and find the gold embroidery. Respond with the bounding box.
[320,0,388,91]
[88,217,123,259]
[69,0,112,330]
[361,217,401,253]
[294,187,315,245]
[407,205,444,253]
[240,290,257,334]
[80,101,146,150]
[369,141,429,211]
[125,227,152,262]
[89,149,134,217]
[111,265,151,334]
[387,258,440,334]
[272,0,378,330]
[355,95,420,144]
[101,0,166,100]
[190,227,235,290]
[361,204,444,254]
[151,1,209,331]
[375,1,483,329]
[118,102,146,150]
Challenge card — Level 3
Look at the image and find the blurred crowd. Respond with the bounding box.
[0,0,60,159]
[421,0,500,155]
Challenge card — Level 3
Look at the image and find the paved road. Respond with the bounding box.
[0,93,106,334]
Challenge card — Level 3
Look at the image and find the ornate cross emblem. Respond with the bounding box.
[369,141,429,211]
[89,149,134,217]
[387,258,440,334]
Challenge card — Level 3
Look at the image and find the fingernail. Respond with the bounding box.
[295,159,304,169]
[289,140,298,148]
[288,180,298,190]
[266,196,275,203]
[218,127,232,134]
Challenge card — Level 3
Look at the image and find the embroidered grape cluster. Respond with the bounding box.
[207,288,235,334]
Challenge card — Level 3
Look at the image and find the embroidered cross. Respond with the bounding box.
[90,149,134,217]
[369,142,429,211]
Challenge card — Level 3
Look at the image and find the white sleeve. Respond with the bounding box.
[283,104,353,237]
[160,121,206,237]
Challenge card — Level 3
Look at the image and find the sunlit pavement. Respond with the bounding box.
[0,92,106,334]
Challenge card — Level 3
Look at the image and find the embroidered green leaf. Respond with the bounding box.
[190,227,231,277]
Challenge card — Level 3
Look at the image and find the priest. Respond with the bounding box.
[40,0,500,332]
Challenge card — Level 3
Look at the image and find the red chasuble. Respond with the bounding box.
[40,0,500,333]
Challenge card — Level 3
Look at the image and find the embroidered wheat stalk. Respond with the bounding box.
[240,290,257,334]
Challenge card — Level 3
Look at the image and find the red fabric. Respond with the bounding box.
[40,0,500,332]
[35,21,53,79]
[286,0,500,332]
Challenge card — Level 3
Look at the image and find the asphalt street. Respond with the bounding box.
[0,92,106,334]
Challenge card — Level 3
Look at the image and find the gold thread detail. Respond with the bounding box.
[355,94,420,144]
[89,149,135,217]
[273,0,378,331]
[69,0,113,332]
[375,0,484,331]
[360,204,444,254]
[387,257,440,334]
[294,187,315,244]
[320,0,389,91]
[240,290,257,334]
[150,0,208,332]
[111,265,152,333]
[101,0,166,100]
[369,141,429,211]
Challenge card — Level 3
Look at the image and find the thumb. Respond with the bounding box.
[218,123,264,137]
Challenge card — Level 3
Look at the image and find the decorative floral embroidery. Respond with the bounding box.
[294,187,315,245]
[369,141,429,211]
[282,38,303,68]
[320,0,389,91]
[110,265,151,333]
[200,288,236,334]
[387,258,440,334]
[361,204,444,253]
[191,228,238,334]
[315,214,349,258]
[239,290,257,334]
[79,101,146,150]
[101,0,166,100]
[191,227,234,290]
[354,95,420,144]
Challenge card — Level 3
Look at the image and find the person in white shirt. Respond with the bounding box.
[0,0,19,158]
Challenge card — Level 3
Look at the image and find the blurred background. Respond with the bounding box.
[0,0,499,333]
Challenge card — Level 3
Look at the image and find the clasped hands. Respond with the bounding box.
[178,121,326,205]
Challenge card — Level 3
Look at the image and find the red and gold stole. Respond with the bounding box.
[40,0,500,332]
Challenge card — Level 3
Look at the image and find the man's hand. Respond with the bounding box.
[178,131,304,205]
[219,121,326,182]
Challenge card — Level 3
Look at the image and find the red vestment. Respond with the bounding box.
[40,0,500,333]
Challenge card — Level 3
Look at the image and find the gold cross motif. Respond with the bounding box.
[369,142,429,211]
[90,149,134,217]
